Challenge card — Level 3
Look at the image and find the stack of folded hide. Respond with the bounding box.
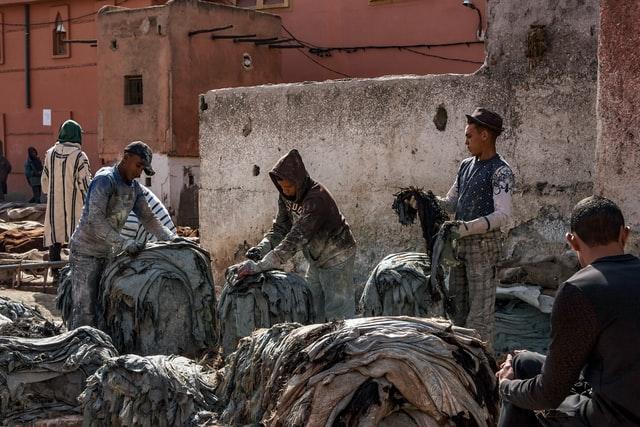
[218,268,315,354]
[494,286,553,356]
[0,296,62,338]
[360,252,445,318]
[100,242,217,356]
[0,326,118,425]
[58,242,217,356]
[0,221,45,252]
[216,317,498,426]
[80,354,220,427]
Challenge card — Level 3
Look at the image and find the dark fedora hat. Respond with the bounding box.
[465,107,504,134]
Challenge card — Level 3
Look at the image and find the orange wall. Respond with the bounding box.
[0,0,153,197]
[264,0,487,81]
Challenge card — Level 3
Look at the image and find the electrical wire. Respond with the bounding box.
[280,24,483,77]
[0,0,130,27]
[281,24,352,78]
[404,47,484,65]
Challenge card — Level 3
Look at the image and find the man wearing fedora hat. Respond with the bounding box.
[67,141,178,329]
[437,107,515,349]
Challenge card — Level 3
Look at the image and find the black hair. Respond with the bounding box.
[466,119,500,142]
[570,196,625,246]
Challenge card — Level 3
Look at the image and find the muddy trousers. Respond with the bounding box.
[68,251,107,330]
[447,230,502,348]
[306,252,356,322]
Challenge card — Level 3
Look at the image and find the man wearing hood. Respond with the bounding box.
[239,149,357,322]
[25,147,43,203]
[0,146,11,202]
[42,120,92,272]
[68,141,178,329]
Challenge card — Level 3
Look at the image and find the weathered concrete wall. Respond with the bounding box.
[199,0,599,283]
[595,0,640,254]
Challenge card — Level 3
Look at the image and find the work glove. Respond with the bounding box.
[123,239,145,257]
[443,220,472,241]
[245,246,263,261]
[237,260,262,279]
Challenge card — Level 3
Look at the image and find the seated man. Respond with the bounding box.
[497,196,640,426]
[238,149,357,322]
[68,141,177,329]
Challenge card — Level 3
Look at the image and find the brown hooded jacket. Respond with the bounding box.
[257,149,356,268]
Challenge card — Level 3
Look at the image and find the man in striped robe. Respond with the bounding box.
[42,120,92,271]
[119,184,176,244]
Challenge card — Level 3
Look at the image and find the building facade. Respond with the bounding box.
[0,0,158,197]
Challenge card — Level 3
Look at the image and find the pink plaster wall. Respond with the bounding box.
[595,0,640,237]
[168,0,282,157]
[267,0,487,81]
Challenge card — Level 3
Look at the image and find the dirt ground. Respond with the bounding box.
[0,287,62,323]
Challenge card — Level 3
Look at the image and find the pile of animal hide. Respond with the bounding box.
[0,221,45,252]
[391,187,448,255]
[0,296,62,338]
[498,251,579,290]
[0,326,118,425]
[216,317,498,426]
[57,242,217,357]
[0,202,46,222]
[218,267,315,354]
[80,354,220,427]
[100,242,217,356]
[359,252,444,318]
[494,286,553,356]
[55,265,73,324]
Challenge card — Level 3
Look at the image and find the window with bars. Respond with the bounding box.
[53,13,67,56]
[235,0,289,10]
[124,75,143,105]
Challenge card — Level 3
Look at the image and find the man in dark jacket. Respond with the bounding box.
[24,146,43,203]
[497,196,640,426]
[0,147,11,201]
[238,149,357,321]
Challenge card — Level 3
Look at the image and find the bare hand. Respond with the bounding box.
[496,353,515,383]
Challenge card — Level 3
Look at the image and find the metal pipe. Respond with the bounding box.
[0,260,68,271]
[211,34,256,40]
[234,37,278,44]
[62,39,98,44]
[24,4,31,109]
[188,25,233,37]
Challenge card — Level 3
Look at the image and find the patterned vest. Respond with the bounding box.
[455,154,510,221]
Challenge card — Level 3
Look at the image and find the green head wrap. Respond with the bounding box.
[58,120,83,144]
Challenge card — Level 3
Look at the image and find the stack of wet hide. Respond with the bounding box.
[0,296,62,338]
[218,267,315,354]
[216,317,498,426]
[0,326,117,425]
[100,242,217,356]
[80,354,220,427]
[57,242,217,356]
[494,286,554,356]
[359,252,445,318]
[392,187,449,255]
